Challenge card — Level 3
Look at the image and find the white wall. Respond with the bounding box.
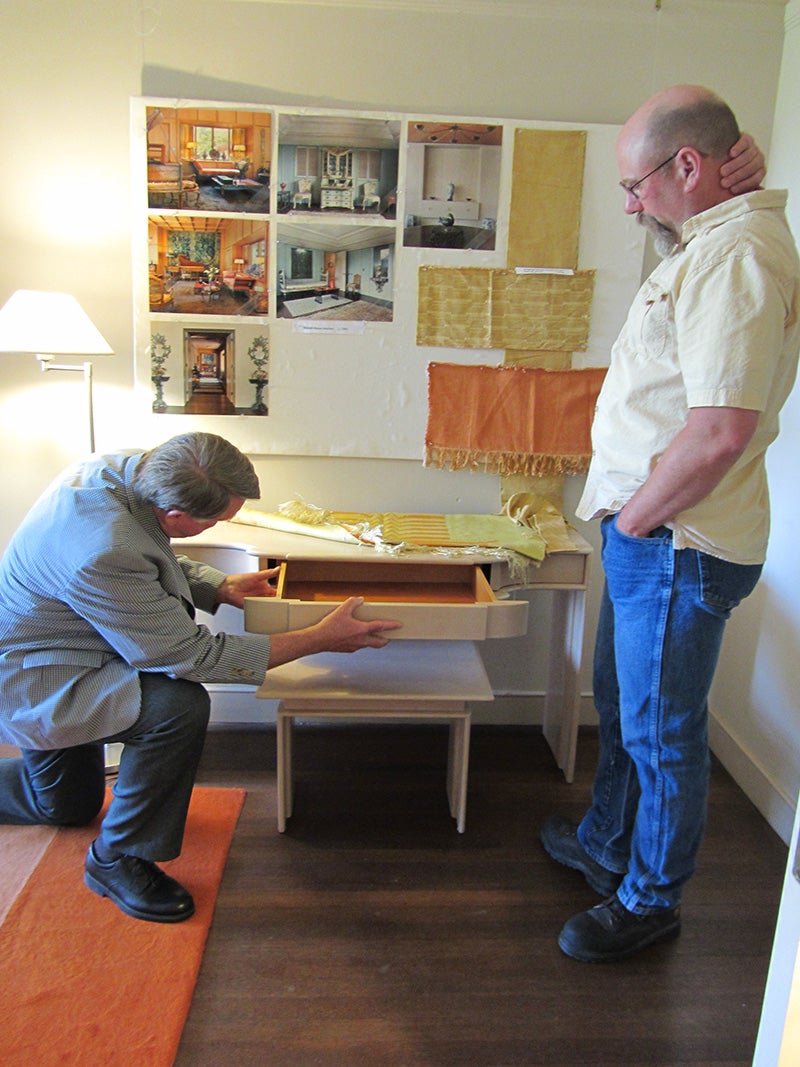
[710,0,800,843]
[1,0,796,832]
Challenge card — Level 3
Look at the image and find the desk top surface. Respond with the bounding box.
[176,520,495,564]
[174,514,593,593]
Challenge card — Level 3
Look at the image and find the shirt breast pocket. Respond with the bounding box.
[638,280,673,360]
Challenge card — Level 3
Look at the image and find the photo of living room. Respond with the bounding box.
[146,105,272,214]
[148,215,269,317]
[276,114,399,218]
[276,222,394,321]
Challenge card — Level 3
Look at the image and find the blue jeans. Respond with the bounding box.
[578,515,761,912]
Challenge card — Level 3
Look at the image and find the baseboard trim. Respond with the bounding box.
[207,686,600,727]
[708,710,795,844]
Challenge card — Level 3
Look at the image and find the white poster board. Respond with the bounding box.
[132,98,645,459]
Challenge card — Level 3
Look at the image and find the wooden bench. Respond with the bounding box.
[255,640,493,832]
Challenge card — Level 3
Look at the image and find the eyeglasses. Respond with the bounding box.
[619,151,679,199]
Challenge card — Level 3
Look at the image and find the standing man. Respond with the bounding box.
[0,432,400,923]
[541,85,800,961]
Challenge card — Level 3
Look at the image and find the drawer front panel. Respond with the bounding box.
[245,560,527,640]
[244,596,527,640]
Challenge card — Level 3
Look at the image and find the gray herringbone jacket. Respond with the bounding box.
[0,451,270,749]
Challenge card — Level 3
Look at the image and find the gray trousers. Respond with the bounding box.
[0,673,210,861]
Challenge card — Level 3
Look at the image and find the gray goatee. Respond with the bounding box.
[638,213,679,257]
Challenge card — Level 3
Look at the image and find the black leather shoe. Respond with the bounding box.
[558,895,681,962]
[84,843,195,923]
[540,815,623,896]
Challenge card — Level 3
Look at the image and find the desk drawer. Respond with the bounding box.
[244,560,528,640]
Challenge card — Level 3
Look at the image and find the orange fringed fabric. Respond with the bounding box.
[424,362,607,476]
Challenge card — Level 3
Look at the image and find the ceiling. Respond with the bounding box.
[278,114,401,149]
[223,0,787,12]
[407,122,503,145]
[277,220,394,252]
[149,215,230,233]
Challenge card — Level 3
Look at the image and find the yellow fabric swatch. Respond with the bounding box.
[417,266,594,351]
[507,128,586,270]
[333,512,546,561]
[232,506,551,560]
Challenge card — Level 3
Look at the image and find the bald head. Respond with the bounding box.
[620,84,740,169]
[617,85,741,235]
[630,85,739,159]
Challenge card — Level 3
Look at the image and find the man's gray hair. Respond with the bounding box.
[133,432,260,517]
[646,93,740,161]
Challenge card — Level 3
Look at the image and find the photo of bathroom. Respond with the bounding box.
[402,122,502,250]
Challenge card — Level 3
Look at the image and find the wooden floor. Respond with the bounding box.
[183,390,238,416]
[177,725,787,1067]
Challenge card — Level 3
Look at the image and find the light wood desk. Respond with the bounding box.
[177,520,592,782]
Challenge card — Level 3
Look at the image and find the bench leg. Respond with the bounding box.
[446,712,471,833]
[276,705,471,833]
[276,708,293,832]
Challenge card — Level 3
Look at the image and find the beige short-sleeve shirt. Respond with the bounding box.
[577,190,800,564]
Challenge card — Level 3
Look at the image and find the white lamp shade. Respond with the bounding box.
[0,290,113,356]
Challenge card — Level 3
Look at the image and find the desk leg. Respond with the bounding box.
[542,588,586,783]
[276,706,293,832]
[446,710,471,833]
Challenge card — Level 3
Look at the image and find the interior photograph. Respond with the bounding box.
[276,113,400,218]
[148,215,269,317]
[1,3,800,1067]
[181,328,240,415]
[146,105,272,214]
[402,121,502,249]
[276,221,395,320]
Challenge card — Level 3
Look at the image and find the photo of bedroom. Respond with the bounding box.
[276,222,394,321]
[146,105,272,214]
[148,215,269,317]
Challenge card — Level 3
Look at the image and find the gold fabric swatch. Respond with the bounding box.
[417,266,594,351]
[502,128,588,504]
[507,128,586,270]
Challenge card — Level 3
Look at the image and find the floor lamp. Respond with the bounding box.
[0,290,113,452]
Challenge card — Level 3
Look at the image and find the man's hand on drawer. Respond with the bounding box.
[215,567,280,608]
[266,597,402,669]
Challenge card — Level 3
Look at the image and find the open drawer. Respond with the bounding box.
[244,559,528,640]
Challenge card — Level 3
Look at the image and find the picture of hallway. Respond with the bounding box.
[154,328,261,416]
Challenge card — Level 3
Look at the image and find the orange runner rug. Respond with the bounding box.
[0,786,245,1066]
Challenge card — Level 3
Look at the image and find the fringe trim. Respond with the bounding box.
[423,446,592,477]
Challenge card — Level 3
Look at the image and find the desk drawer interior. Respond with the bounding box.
[275,560,494,605]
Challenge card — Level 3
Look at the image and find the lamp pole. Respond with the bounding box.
[38,355,97,452]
